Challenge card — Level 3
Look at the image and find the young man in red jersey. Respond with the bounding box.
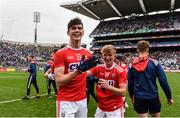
[86,45,127,118]
[116,55,129,111]
[116,55,128,71]
[45,49,58,98]
[54,18,98,118]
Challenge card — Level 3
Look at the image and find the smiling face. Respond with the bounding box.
[67,24,84,41]
[101,45,116,68]
[67,18,84,44]
[102,52,116,67]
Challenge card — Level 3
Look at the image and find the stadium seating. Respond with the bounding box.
[91,13,180,37]
[0,40,58,68]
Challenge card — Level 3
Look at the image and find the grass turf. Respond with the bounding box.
[0,71,179,117]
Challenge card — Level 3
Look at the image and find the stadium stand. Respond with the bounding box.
[60,0,180,71]
[0,40,87,70]
[90,13,180,37]
[0,40,59,69]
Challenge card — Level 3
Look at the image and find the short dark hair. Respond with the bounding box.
[137,40,150,53]
[116,54,125,61]
[67,17,83,31]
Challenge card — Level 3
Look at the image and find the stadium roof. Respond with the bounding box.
[60,0,180,20]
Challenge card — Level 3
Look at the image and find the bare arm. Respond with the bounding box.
[54,67,80,88]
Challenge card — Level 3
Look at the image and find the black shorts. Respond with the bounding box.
[134,97,161,114]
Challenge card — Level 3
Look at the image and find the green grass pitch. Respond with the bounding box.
[0,71,179,117]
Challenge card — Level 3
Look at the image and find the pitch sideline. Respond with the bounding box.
[0,93,53,104]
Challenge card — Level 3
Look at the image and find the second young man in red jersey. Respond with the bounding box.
[87,45,127,117]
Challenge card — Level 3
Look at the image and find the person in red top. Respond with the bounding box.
[45,49,59,98]
[86,45,127,118]
[116,55,128,71]
[116,55,129,111]
[54,18,96,118]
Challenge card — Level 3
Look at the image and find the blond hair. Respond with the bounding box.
[101,45,116,54]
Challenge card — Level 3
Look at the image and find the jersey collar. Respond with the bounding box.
[67,45,83,50]
[105,63,115,70]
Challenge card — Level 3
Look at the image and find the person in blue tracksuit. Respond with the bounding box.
[22,55,40,100]
[128,40,174,117]
[86,75,98,105]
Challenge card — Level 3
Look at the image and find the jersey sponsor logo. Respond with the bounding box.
[107,80,114,86]
[97,79,114,88]
[68,62,79,72]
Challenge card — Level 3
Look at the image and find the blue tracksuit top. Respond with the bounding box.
[28,61,37,76]
[44,64,51,73]
[128,58,172,100]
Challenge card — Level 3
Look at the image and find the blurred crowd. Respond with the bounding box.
[126,51,180,70]
[152,51,180,70]
[92,40,180,49]
[0,41,59,68]
[0,40,179,70]
[94,51,180,71]
[91,12,180,36]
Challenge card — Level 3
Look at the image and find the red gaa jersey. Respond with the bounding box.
[90,63,127,111]
[54,45,91,101]
[119,63,128,72]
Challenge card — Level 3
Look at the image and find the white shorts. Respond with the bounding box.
[95,106,124,118]
[56,98,87,118]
